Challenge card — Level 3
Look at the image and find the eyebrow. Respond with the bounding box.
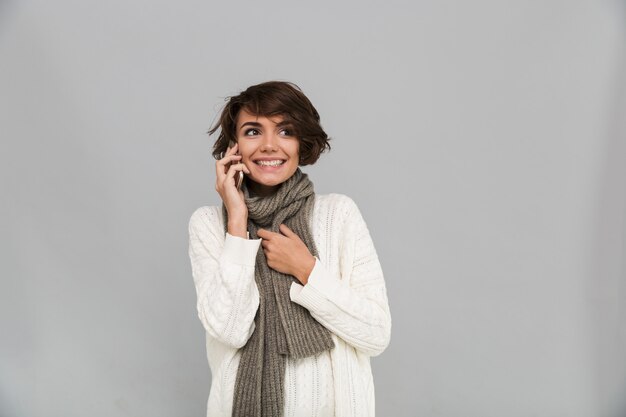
[238,120,292,131]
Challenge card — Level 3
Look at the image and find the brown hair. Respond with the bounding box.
[208,80,331,165]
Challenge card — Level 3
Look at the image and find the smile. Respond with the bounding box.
[255,160,285,167]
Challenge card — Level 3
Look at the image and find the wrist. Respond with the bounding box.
[227,218,248,239]
[296,256,316,285]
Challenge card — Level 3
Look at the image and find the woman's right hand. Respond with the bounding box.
[215,143,251,238]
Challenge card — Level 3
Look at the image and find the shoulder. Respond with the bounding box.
[188,205,223,236]
[314,193,359,211]
[313,193,363,224]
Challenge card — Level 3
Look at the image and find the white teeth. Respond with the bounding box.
[256,160,284,166]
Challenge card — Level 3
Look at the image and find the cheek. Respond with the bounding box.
[291,142,300,160]
[237,142,253,159]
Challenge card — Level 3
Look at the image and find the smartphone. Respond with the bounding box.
[228,140,244,190]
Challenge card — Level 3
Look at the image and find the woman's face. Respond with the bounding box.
[235,108,300,196]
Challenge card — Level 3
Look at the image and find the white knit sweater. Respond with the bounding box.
[188,193,391,417]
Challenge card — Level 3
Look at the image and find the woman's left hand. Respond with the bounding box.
[257,224,316,285]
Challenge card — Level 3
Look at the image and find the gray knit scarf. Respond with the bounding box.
[221,168,335,417]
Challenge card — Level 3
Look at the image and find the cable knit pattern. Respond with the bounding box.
[188,193,391,417]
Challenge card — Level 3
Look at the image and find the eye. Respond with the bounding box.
[279,128,294,136]
[244,128,259,136]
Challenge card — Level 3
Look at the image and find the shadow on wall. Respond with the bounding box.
[589,3,626,416]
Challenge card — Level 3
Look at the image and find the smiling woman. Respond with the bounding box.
[188,81,392,417]
[235,108,300,196]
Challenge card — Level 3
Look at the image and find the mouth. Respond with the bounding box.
[254,159,286,167]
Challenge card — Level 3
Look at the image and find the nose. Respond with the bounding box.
[260,132,279,152]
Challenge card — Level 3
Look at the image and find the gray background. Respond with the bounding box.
[1,0,625,416]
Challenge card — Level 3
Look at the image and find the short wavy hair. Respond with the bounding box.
[208,81,331,165]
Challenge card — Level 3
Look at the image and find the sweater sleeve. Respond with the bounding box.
[289,197,392,357]
[188,207,261,349]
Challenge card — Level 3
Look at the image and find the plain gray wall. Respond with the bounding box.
[1,1,625,416]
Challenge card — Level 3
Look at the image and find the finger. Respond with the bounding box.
[219,144,233,160]
[279,223,296,237]
[220,164,242,192]
[215,154,242,180]
[258,228,279,240]
[225,163,248,185]
[216,162,246,194]
[217,154,242,166]
[228,159,250,175]
[225,142,238,156]
[216,156,242,177]
[261,240,273,254]
[219,143,240,165]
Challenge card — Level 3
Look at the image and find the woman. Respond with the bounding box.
[188,80,391,417]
